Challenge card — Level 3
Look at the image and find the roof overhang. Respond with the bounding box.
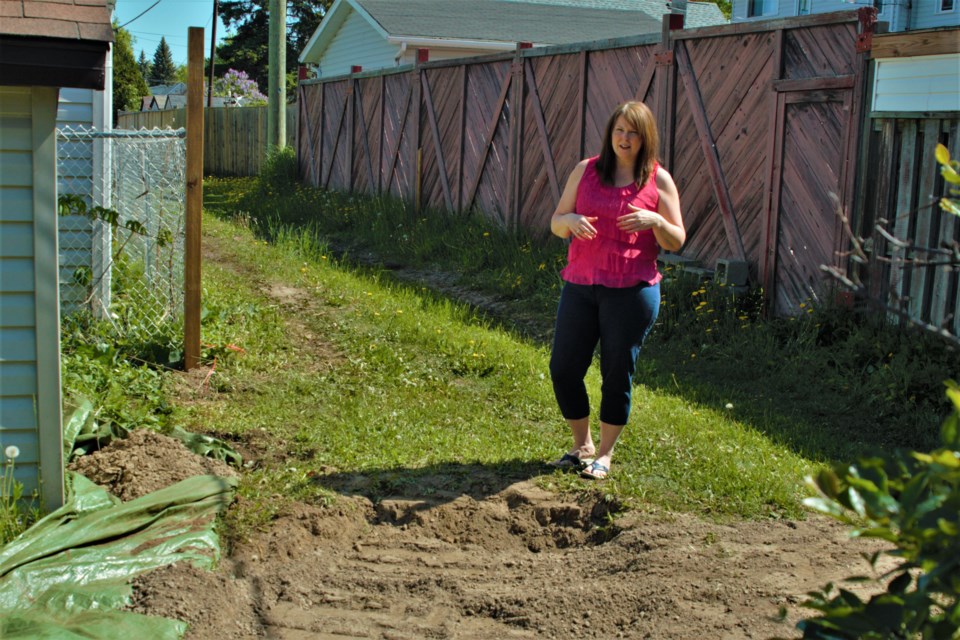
[300,0,373,63]
[385,35,522,51]
[0,35,109,90]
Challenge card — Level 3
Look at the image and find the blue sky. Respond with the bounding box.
[113,0,231,66]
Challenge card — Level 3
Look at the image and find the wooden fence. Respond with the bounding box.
[297,10,879,318]
[856,115,959,337]
[117,105,297,176]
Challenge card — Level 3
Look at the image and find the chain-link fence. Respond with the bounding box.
[57,126,186,343]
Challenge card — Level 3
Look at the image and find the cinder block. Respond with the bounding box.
[715,259,749,287]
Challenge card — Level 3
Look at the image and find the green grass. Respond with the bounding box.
[191,210,812,526]
[57,149,956,545]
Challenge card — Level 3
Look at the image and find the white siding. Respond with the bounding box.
[397,46,504,66]
[732,0,960,29]
[913,0,960,30]
[318,10,399,77]
[873,54,960,112]
[0,86,63,508]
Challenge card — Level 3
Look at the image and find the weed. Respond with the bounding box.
[1,447,39,545]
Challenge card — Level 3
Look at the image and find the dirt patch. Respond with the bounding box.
[118,460,890,640]
[67,429,238,501]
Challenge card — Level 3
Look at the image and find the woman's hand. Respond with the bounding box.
[565,214,599,240]
[616,205,662,233]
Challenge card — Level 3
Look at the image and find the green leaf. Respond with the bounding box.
[853,527,898,543]
[935,143,951,166]
[941,197,960,217]
[803,496,849,519]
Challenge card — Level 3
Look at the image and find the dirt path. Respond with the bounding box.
[109,231,892,639]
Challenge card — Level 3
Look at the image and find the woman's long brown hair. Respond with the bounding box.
[594,101,660,188]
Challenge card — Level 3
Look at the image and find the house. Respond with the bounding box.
[140,85,227,110]
[0,0,113,511]
[299,0,728,79]
[731,0,959,32]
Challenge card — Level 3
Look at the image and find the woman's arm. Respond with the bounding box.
[616,167,685,251]
[550,160,597,240]
[652,167,685,252]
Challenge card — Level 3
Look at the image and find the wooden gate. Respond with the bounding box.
[297,11,875,317]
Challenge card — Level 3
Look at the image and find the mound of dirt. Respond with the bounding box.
[123,475,892,640]
[67,429,238,501]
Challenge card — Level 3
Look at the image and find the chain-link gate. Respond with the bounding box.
[57,126,186,343]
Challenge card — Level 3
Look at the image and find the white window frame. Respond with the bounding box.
[938,0,955,13]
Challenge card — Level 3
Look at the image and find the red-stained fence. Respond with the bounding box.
[297,10,877,318]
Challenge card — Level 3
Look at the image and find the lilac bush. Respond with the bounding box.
[214,69,267,106]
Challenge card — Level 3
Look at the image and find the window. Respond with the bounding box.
[873,0,883,12]
[940,0,954,11]
[748,0,777,17]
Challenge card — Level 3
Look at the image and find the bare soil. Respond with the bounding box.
[78,232,895,639]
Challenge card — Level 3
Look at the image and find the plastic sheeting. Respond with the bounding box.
[0,472,236,639]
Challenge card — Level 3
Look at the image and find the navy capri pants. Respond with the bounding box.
[549,281,660,426]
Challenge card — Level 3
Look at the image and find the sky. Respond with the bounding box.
[113,0,231,66]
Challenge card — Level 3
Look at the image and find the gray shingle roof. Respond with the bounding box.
[356,0,680,45]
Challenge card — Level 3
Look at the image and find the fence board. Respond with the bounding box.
[118,106,295,176]
[908,119,944,320]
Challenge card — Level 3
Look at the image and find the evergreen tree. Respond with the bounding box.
[137,50,152,81]
[112,25,150,124]
[151,37,177,85]
[216,0,331,96]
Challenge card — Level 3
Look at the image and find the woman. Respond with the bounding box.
[547,101,685,480]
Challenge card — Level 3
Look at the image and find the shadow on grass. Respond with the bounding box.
[312,459,560,509]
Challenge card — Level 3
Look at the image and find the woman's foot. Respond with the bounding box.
[546,445,596,471]
[580,457,610,480]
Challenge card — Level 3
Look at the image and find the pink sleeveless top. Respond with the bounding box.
[561,157,662,288]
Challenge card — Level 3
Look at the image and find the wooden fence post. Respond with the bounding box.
[184,27,204,371]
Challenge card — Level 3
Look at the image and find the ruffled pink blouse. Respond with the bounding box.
[561,157,662,288]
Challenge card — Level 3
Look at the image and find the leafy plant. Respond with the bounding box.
[1,446,39,545]
[936,143,960,218]
[795,144,960,638]
[798,381,960,638]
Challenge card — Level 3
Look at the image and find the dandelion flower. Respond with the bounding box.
[4,445,19,460]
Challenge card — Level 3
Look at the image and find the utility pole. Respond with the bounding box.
[208,0,218,108]
[267,0,286,150]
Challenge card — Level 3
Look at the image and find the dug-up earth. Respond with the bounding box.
[79,430,890,640]
[75,234,893,640]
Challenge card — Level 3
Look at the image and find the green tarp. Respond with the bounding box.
[0,472,236,639]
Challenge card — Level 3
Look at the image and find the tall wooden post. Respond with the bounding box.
[268,0,286,150]
[185,27,204,370]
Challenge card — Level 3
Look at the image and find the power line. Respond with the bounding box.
[116,0,164,29]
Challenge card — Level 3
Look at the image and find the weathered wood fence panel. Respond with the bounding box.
[118,106,296,176]
[857,116,959,337]
[296,11,885,317]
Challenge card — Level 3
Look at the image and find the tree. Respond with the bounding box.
[137,50,152,81]
[215,0,331,97]
[214,68,267,106]
[112,25,150,124]
[151,37,177,85]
